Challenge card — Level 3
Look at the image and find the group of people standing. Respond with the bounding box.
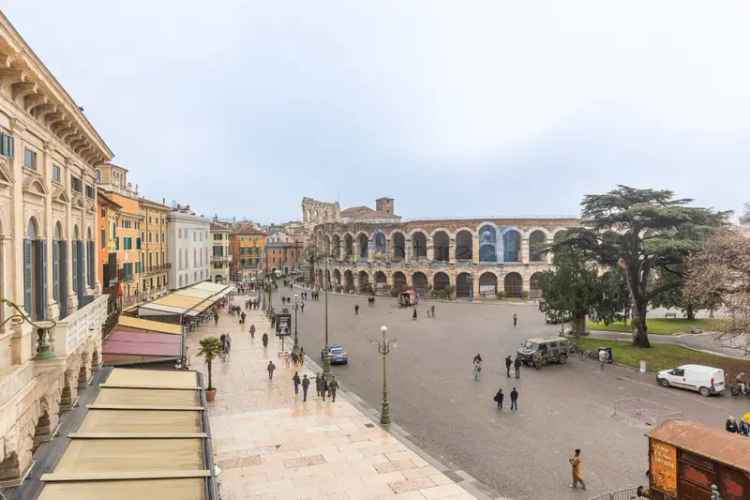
[726,416,750,436]
[291,371,340,402]
[469,353,522,411]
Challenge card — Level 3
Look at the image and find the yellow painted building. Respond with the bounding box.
[139,197,169,300]
[230,223,267,281]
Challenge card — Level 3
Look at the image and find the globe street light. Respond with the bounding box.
[376,325,395,425]
[321,253,331,380]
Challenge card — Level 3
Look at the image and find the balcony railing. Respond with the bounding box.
[46,295,108,359]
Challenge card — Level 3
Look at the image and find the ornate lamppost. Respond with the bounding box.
[1,299,57,360]
[321,253,331,380]
[292,293,300,357]
[375,325,395,425]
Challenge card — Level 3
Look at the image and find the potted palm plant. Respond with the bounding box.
[198,336,223,401]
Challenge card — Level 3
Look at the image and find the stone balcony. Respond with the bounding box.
[41,295,107,360]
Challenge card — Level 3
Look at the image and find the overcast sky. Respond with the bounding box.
[6,2,750,223]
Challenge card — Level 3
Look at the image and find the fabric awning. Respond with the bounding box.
[38,478,205,500]
[116,316,182,335]
[104,368,199,389]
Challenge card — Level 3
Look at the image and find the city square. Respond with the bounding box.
[1,3,750,500]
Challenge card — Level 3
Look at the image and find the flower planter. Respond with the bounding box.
[206,388,217,402]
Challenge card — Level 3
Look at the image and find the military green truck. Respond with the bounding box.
[516,337,570,369]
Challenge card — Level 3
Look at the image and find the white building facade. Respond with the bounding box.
[167,206,211,290]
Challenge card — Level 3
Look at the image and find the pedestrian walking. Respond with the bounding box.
[328,376,339,402]
[315,374,322,398]
[291,351,299,366]
[320,376,328,401]
[513,313,518,327]
[262,332,269,349]
[354,305,359,315]
[300,303,304,313]
[214,312,219,326]
[514,356,521,379]
[240,311,246,325]
[431,304,435,318]
[249,324,255,339]
[569,449,586,490]
[510,387,519,411]
[412,308,417,320]
[292,372,301,395]
[302,375,310,402]
[599,349,608,371]
[299,347,305,366]
[267,361,276,380]
[494,388,504,409]
[505,355,512,378]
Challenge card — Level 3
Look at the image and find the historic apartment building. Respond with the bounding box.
[0,12,110,485]
[210,221,231,283]
[167,204,211,289]
[309,197,577,299]
[264,230,303,275]
[229,223,266,281]
[139,197,169,300]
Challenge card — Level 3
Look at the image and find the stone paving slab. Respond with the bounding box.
[187,297,476,500]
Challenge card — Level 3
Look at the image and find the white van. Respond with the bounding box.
[656,364,725,397]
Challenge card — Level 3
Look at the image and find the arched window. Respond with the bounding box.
[433,231,449,262]
[344,234,354,259]
[412,232,427,259]
[374,232,386,255]
[358,271,370,292]
[333,269,342,286]
[503,230,521,262]
[358,234,369,259]
[529,230,547,262]
[479,272,498,297]
[344,270,354,291]
[456,273,473,298]
[504,272,523,297]
[332,235,341,259]
[374,271,387,290]
[455,230,473,260]
[479,225,497,262]
[412,272,428,294]
[529,272,544,298]
[392,233,405,261]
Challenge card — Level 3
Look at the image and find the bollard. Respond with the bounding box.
[640,360,647,374]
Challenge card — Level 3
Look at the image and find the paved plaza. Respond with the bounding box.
[187,296,479,500]
[272,288,750,500]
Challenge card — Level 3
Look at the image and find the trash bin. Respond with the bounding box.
[598,347,613,363]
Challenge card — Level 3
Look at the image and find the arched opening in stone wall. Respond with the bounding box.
[433,231,449,262]
[393,272,407,291]
[374,232,386,256]
[358,271,371,293]
[529,230,547,262]
[412,272,428,295]
[456,272,473,298]
[24,216,46,321]
[504,272,523,297]
[478,225,497,262]
[529,272,543,298]
[333,269,342,287]
[455,230,473,260]
[374,271,387,291]
[392,233,405,261]
[323,235,331,256]
[433,272,450,291]
[332,235,341,259]
[479,272,498,297]
[412,232,427,260]
[78,362,87,388]
[344,270,354,292]
[0,452,20,484]
[325,270,331,289]
[91,350,100,369]
[344,235,354,259]
[358,234,369,259]
[503,230,521,262]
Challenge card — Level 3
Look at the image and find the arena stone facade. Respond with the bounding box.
[311,217,578,300]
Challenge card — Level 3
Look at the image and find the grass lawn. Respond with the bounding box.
[586,318,722,335]
[576,338,750,376]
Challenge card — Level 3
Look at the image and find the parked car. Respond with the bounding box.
[322,344,349,365]
[516,337,570,368]
[656,364,725,397]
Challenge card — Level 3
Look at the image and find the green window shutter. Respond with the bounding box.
[36,240,48,320]
[52,241,60,301]
[23,239,32,314]
[72,241,78,291]
[88,241,94,287]
[59,242,68,318]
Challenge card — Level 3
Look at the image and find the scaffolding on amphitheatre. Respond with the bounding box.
[612,398,682,427]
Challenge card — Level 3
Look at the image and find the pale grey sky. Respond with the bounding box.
[6,1,750,222]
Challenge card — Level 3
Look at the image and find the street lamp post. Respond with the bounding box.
[292,294,300,356]
[376,325,395,425]
[322,254,331,380]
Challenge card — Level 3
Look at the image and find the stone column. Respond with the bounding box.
[472,236,479,264]
[405,238,412,263]
[472,273,481,299]
[449,238,456,264]
[43,143,58,319]
[426,238,434,261]
[521,236,530,264]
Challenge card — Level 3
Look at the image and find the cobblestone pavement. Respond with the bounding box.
[274,288,750,500]
[186,295,476,500]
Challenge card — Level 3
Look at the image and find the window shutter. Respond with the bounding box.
[23,239,32,314]
[76,241,84,300]
[88,241,94,287]
[59,242,68,318]
[37,240,48,320]
[52,241,60,301]
[72,241,78,291]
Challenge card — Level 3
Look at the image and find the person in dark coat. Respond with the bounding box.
[510,387,519,411]
[726,416,739,433]
[513,313,518,327]
[314,374,322,398]
[354,304,359,315]
[302,375,310,402]
[494,388,504,409]
[505,356,513,378]
[412,308,417,320]
[249,324,256,339]
[431,304,435,318]
[320,376,328,401]
[292,372,301,395]
[267,361,276,380]
[328,376,339,402]
[262,333,269,348]
[514,356,522,379]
